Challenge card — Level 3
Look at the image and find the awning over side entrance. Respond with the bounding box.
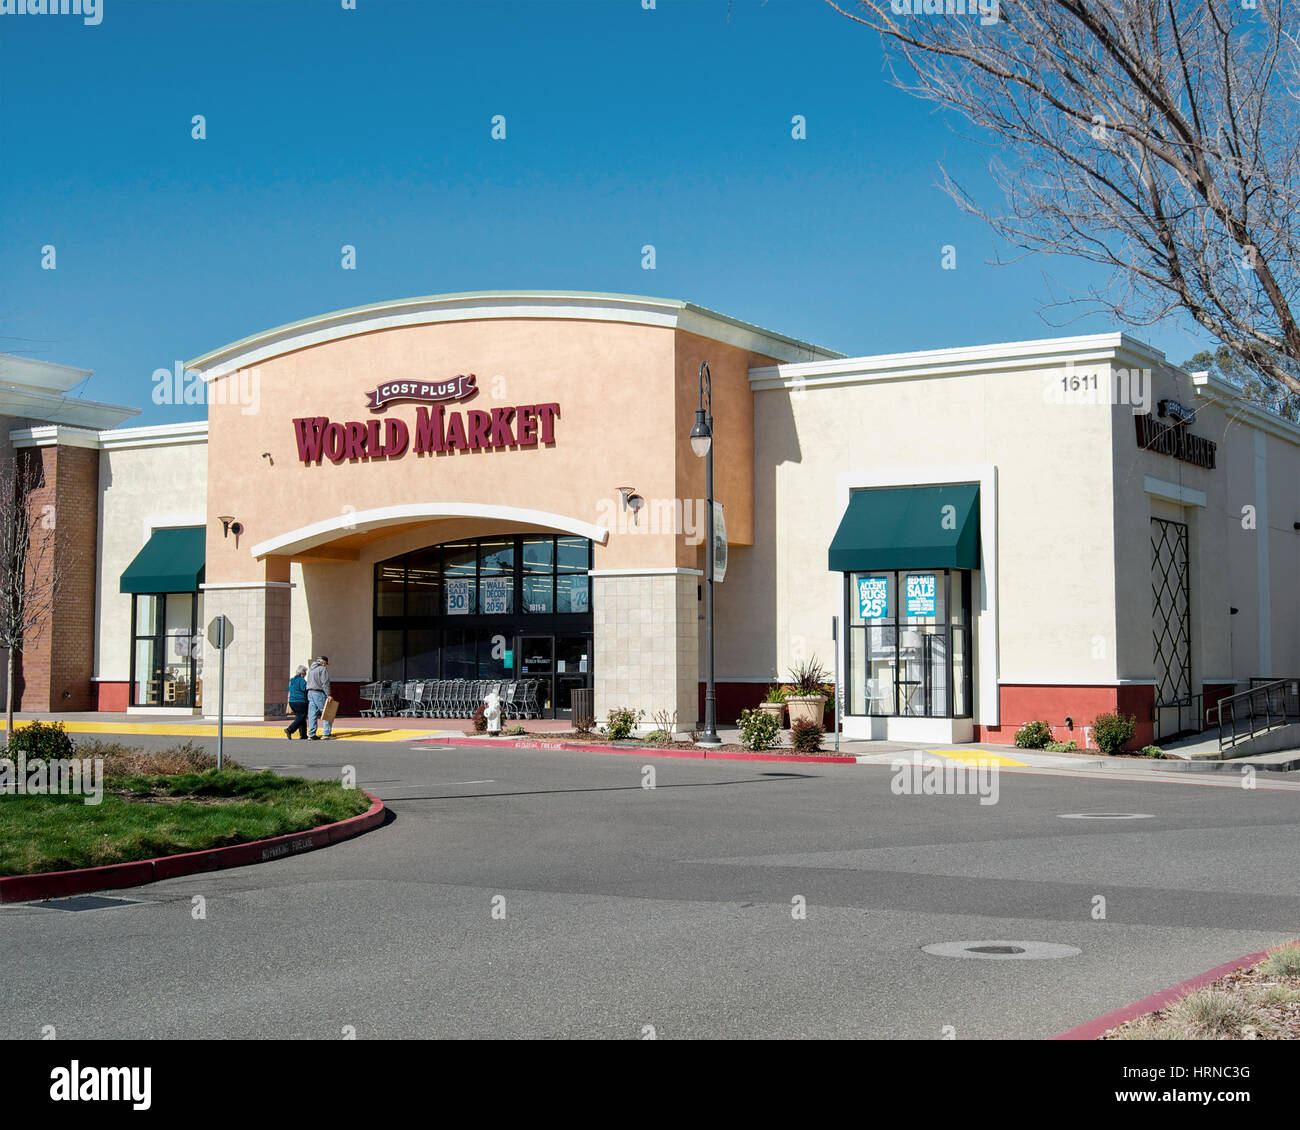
[120,526,206,593]
[827,484,980,572]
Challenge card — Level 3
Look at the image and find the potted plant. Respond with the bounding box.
[759,684,786,725]
[785,656,829,728]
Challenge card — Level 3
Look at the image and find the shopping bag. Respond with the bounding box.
[321,696,339,723]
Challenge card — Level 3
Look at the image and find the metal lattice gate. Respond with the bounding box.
[1151,518,1192,734]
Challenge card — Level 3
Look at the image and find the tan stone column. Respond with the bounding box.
[591,569,699,733]
[200,559,293,721]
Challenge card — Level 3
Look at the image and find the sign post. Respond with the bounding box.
[832,615,841,752]
[207,616,234,770]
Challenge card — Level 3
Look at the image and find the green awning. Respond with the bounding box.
[120,527,206,594]
[828,485,980,572]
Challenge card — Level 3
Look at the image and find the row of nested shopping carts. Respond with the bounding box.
[358,678,545,719]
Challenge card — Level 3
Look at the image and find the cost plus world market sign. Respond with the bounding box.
[291,374,560,464]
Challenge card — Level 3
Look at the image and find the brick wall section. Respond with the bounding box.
[14,444,99,711]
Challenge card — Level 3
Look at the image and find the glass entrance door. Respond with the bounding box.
[554,635,592,716]
[517,635,555,717]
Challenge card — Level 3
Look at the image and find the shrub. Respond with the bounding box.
[1014,720,1052,749]
[1140,744,1164,759]
[787,656,829,695]
[504,724,526,736]
[75,739,241,777]
[762,684,787,705]
[7,720,75,760]
[737,708,780,751]
[790,719,824,753]
[1260,942,1300,978]
[605,707,643,740]
[1092,712,1137,755]
[1044,740,1078,752]
[644,729,672,745]
[472,702,488,733]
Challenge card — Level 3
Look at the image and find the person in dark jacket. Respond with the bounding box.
[285,665,309,739]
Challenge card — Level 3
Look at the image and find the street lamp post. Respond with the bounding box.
[691,361,721,746]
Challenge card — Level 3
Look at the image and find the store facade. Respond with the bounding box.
[9,291,1298,750]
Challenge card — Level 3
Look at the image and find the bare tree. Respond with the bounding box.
[0,455,62,744]
[825,0,1300,400]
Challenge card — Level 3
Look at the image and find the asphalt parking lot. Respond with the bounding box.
[2,735,1297,1039]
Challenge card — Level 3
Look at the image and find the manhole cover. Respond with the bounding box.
[44,895,140,912]
[922,940,1081,960]
[1058,812,1154,820]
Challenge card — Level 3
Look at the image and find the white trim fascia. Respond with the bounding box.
[142,515,205,543]
[9,424,103,449]
[834,464,999,726]
[0,388,139,430]
[0,353,92,392]
[99,420,209,449]
[1192,372,1300,447]
[200,581,296,590]
[186,291,842,381]
[589,567,703,577]
[249,502,612,560]
[1143,475,1208,508]
[750,332,1168,392]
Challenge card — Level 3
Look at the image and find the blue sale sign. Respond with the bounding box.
[905,573,936,616]
[856,575,889,620]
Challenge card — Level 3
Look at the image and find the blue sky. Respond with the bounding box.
[0,0,1212,425]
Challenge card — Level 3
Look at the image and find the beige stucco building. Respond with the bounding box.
[13,292,1297,751]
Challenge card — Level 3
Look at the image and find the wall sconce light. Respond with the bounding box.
[217,515,244,539]
[1064,715,1073,731]
[616,487,645,525]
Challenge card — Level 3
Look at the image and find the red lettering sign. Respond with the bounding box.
[292,402,559,465]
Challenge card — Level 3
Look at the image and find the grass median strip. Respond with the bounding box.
[1105,942,1300,1040]
[0,739,371,877]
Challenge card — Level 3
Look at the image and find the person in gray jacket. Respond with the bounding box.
[305,656,332,740]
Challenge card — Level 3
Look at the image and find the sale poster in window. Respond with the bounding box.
[856,575,889,620]
[905,573,936,616]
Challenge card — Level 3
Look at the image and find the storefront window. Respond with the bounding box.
[845,570,971,718]
[372,534,594,717]
[130,592,202,708]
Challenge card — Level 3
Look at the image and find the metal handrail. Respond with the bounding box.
[1217,678,1300,752]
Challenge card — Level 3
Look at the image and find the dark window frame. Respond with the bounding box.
[128,592,201,708]
[843,568,973,719]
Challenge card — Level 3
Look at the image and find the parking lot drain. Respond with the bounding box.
[45,896,141,912]
[922,940,1082,960]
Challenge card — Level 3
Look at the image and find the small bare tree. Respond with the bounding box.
[826,0,1300,400]
[0,455,61,744]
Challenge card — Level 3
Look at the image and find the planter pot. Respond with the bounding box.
[758,702,786,727]
[785,695,827,727]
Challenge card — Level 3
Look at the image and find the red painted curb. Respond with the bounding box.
[418,736,856,764]
[1051,947,1280,1039]
[0,793,384,904]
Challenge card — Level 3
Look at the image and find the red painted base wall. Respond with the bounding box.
[974,684,1156,751]
[92,682,130,712]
